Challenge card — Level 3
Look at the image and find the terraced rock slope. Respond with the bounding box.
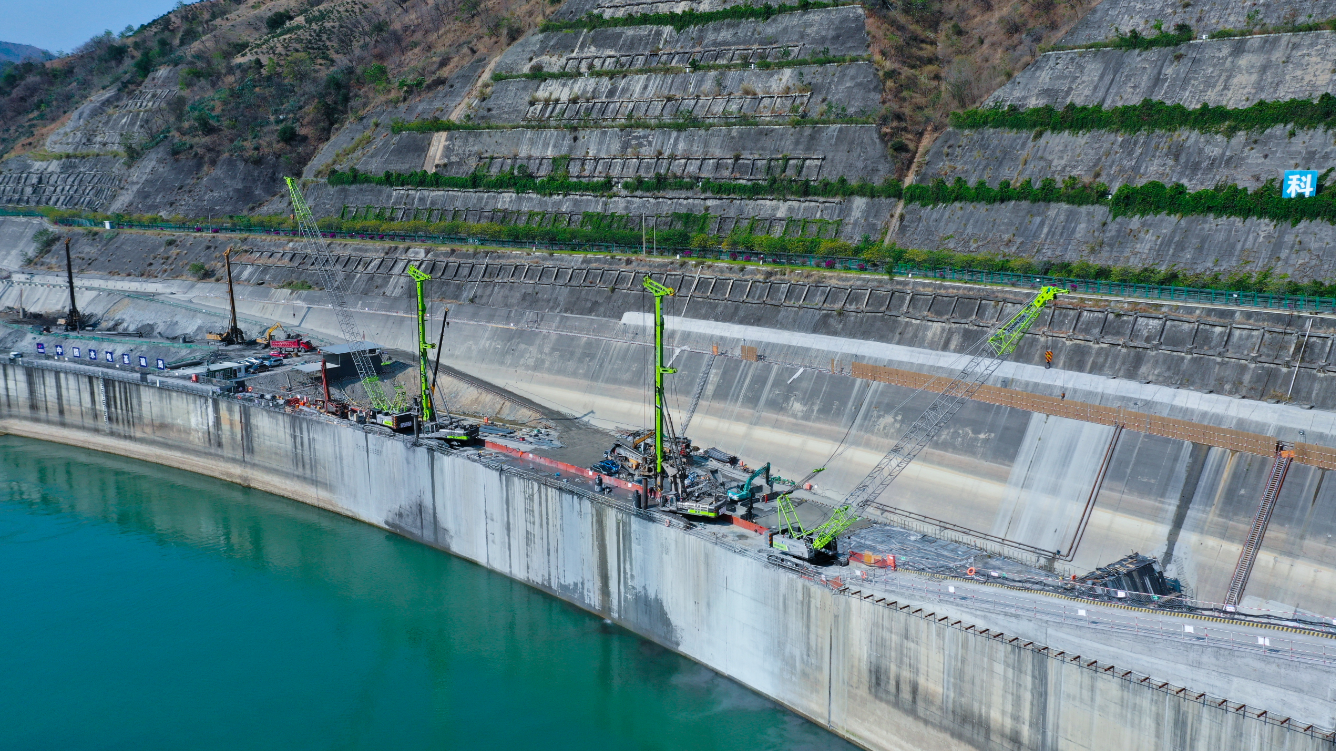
[892,0,1336,283]
[298,3,899,244]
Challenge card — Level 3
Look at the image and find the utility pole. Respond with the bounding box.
[642,275,676,498]
[221,247,246,344]
[63,237,81,332]
[407,265,435,422]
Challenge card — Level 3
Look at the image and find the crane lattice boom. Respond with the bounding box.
[846,286,1060,516]
[679,352,715,435]
[285,177,394,411]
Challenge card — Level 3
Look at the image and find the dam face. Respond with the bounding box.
[2,361,1332,751]
[5,0,1336,745]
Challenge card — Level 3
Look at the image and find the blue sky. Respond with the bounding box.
[0,0,185,54]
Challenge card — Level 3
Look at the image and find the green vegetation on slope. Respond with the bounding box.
[910,174,1336,226]
[951,94,1336,137]
[388,114,875,133]
[490,54,869,82]
[330,167,1336,228]
[327,166,900,199]
[1046,17,1336,53]
[328,166,615,194]
[875,246,1336,298]
[0,28,173,156]
[538,1,848,33]
[1044,22,1195,52]
[21,204,1336,297]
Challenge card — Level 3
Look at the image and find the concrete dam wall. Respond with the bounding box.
[8,228,1336,617]
[1,361,1331,751]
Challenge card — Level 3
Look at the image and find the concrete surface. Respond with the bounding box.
[1,360,1332,750]
[1061,0,1336,45]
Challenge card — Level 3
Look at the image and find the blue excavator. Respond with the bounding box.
[726,462,771,504]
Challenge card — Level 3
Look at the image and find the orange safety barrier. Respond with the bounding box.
[850,551,896,569]
[726,515,769,535]
[483,441,644,493]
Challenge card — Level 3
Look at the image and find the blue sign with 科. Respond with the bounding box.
[1283,170,1320,198]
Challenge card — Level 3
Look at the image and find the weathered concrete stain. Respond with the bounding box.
[0,362,1332,751]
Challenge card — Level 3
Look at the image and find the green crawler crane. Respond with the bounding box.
[772,286,1062,562]
[286,177,406,414]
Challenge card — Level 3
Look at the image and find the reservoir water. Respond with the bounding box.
[0,435,856,750]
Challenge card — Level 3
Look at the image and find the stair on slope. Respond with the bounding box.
[1223,444,1295,606]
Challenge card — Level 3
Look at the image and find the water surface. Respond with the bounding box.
[0,435,855,750]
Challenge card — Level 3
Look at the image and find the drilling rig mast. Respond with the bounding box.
[207,246,248,344]
[407,265,434,422]
[62,237,81,332]
[642,275,676,497]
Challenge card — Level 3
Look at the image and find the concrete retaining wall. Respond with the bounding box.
[0,361,1329,751]
[918,125,1336,192]
[301,182,893,241]
[1061,0,1336,46]
[426,124,893,182]
[497,6,869,75]
[477,62,883,124]
[988,32,1336,109]
[891,200,1336,280]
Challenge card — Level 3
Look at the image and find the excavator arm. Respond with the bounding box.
[260,322,285,344]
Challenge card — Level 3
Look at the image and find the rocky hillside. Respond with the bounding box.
[15,0,1336,293]
[0,0,1089,219]
[0,0,551,214]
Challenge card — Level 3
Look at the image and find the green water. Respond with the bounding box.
[0,436,856,750]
